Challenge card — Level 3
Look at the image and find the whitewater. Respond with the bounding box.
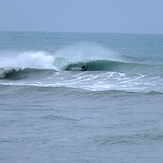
[0,32,163,163]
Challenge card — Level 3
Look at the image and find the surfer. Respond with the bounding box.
[81,65,86,71]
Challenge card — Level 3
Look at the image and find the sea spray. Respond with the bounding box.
[54,42,120,61]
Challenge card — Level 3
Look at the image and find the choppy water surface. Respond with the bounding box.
[0,32,163,163]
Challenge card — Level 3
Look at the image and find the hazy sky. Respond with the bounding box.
[0,0,163,34]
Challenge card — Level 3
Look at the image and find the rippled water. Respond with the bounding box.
[0,32,163,163]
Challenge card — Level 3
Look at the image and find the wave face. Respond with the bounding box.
[63,59,161,73]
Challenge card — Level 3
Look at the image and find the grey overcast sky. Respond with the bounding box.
[0,0,163,34]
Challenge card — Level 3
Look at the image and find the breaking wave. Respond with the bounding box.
[0,50,162,81]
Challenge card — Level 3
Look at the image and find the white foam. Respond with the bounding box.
[0,51,55,69]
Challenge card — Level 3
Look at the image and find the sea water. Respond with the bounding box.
[0,32,163,163]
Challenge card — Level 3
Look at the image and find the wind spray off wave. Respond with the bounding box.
[0,43,120,81]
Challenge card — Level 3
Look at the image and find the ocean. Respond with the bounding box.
[0,32,163,163]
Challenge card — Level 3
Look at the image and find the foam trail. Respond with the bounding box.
[0,51,55,69]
